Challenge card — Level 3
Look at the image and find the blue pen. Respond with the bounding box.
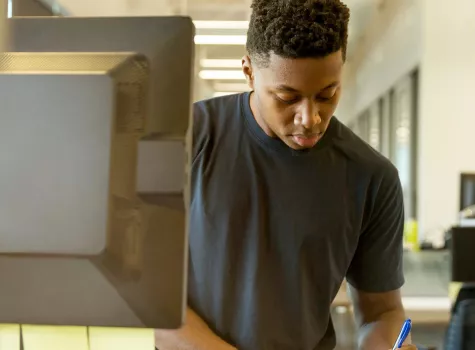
[392,319,412,350]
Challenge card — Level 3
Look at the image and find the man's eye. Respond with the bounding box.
[276,95,299,104]
[316,94,335,102]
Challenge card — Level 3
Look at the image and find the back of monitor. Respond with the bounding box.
[10,16,195,136]
[0,53,189,329]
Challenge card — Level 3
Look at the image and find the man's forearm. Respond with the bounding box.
[357,309,408,350]
[155,307,237,350]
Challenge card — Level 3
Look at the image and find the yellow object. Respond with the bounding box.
[0,325,155,350]
[449,282,463,304]
[0,324,20,350]
[404,219,419,251]
[22,325,88,350]
[88,327,155,350]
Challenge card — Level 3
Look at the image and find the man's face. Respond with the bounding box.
[242,51,344,150]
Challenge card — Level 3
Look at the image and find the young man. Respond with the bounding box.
[156,0,417,349]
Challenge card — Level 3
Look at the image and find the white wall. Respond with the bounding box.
[417,0,475,237]
[342,0,422,123]
[343,0,475,238]
[335,61,355,122]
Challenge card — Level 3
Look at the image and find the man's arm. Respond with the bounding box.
[348,286,415,349]
[345,165,416,350]
[155,307,237,350]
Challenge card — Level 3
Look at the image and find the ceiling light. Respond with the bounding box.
[199,70,245,80]
[201,59,242,68]
[193,21,249,29]
[194,35,247,45]
[213,91,240,97]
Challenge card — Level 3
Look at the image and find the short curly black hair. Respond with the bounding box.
[246,0,350,67]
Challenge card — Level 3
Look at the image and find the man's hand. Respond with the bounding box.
[391,346,417,350]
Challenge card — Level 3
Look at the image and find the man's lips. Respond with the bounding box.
[291,133,322,148]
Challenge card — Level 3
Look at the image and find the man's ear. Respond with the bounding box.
[242,55,255,90]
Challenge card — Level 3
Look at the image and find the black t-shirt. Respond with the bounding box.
[188,92,404,350]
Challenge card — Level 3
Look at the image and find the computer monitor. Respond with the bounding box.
[9,16,195,136]
[460,173,475,211]
[451,226,475,283]
[0,51,190,329]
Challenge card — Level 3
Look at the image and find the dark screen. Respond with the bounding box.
[460,173,475,211]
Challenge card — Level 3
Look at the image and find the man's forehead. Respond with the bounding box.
[266,51,343,84]
[273,81,340,93]
[261,51,344,91]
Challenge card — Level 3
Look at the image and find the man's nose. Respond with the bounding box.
[296,101,322,129]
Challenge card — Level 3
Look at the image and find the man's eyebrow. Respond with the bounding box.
[274,85,300,93]
[274,82,340,93]
[321,82,339,91]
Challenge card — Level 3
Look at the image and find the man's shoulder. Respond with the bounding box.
[191,93,245,160]
[193,93,243,124]
[333,118,398,179]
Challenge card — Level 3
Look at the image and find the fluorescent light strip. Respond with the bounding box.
[193,21,249,29]
[7,0,12,18]
[213,91,240,97]
[199,70,245,80]
[201,59,242,68]
[195,35,247,45]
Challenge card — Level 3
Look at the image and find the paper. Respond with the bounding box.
[0,324,20,350]
[449,282,463,304]
[88,327,155,350]
[3,325,154,350]
[21,325,88,350]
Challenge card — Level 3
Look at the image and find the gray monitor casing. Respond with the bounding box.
[10,16,195,137]
[0,51,191,329]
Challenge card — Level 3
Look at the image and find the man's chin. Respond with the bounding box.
[283,140,313,151]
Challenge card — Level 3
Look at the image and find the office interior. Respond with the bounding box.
[1,0,475,349]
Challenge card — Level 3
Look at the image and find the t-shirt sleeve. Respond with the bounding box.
[346,164,405,293]
[191,102,211,163]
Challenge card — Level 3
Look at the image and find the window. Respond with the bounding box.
[390,71,418,220]
[368,102,381,151]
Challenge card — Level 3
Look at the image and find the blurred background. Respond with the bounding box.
[4,0,475,349]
